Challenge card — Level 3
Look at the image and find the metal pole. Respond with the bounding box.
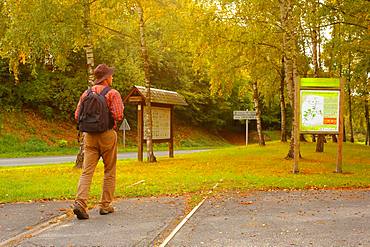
[246,120,249,146]
[123,129,126,149]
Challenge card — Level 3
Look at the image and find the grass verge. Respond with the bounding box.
[0,142,369,203]
[0,133,230,158]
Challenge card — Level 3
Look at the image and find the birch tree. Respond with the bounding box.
[136,2,156,162]
[279,0,300,163]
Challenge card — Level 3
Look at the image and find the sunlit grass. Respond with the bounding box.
[0,142,369,203]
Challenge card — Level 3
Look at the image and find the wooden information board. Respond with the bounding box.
[123,86,188,162]
[143,106,171,140]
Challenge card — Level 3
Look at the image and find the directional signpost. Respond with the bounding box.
[233,110,257,146]
[119,118,131,149]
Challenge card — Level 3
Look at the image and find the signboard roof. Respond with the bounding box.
[123,86,188,106]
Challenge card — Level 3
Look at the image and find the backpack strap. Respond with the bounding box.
[84,87,92,95]
[100,87,111,97]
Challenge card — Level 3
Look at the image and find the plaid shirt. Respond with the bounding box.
[75,84,124,129]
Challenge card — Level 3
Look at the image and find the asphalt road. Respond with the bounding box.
[169,190,370,247]
[0,150,207,167]
[1,190,369,246]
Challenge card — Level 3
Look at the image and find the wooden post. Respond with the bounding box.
[293,77,300,173]
[245,120,249,146]
[137,104,143,162]
[336,78,345,173]
[169,106,174,158]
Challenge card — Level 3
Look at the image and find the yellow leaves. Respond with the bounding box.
[11,60,19,84]
[18,51,26,64]
[8,50,28,84]
[240,69,251,81]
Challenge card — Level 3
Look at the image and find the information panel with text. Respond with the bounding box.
[300,90,340,133]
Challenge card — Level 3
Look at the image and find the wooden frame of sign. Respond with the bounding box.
[137,102,174,161]
[294,78,344,173]
[123,86,187,161]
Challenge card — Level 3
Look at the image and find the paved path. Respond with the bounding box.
[0,150,207,167]
[1,190,369,247]
[18,197,185,247]
[170,190,370,247]
[0,201,71,243]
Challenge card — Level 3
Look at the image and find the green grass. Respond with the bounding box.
[0,131,230,158]
[0,142,369,203]
[0,134,79,158]
[0,142,223,158]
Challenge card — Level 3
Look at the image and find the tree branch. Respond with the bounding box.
[256,42,282,52]
[89,0,99,5]
[318,21,368,30]
[92,22,135,40]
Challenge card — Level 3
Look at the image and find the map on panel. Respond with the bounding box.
[143,106,171,140]
[300,90,340,132]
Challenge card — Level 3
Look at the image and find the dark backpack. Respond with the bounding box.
[77,87,114,133]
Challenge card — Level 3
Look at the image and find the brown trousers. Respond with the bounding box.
[75,129,117,210]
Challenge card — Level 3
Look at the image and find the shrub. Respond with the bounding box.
[57,139,68,148]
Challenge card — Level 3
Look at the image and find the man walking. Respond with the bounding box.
[73,64,124,220]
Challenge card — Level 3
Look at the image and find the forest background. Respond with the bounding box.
[0,0,369,152]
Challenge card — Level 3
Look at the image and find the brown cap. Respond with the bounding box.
[94,64,114,85]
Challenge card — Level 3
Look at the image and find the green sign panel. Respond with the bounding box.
[300,78,340,88]
[300,90,340,133]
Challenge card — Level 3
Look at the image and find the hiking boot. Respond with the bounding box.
[99,206,115,215]
[73,202,89,220]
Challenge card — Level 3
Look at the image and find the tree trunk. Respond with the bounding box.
[280,0,300,161]
[332,134,338,143]
[316,134,325,152]
[347,53,354,143]
[286,60,302,161]
[365,98,369,146]
[284,56,300,159]
[75,0,95,169]
[83,0,94,85]
[138,4,156,163]
[283,57,295,158]
[318,25,322,70]
[85,44,95,85]
[300,134,307,142]
[286,136,294,159]
[280,57,287,142]
[316,135,325,152]
[252,81,265,146]
[348,86,354,143]
[75,134,85,168]
[338,31,345,144]
[311,28,319,77]
[310,9,326,153]
[343,118,346,142]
